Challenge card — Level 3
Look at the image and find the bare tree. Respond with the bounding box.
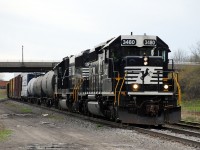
[190,41,200,62]
[172,48,188,63]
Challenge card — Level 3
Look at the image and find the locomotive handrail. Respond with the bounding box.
[72,79,76,100]
[72,78,80,102]
[118,72,127,106]
[74,78,84,102]
[173,72,181,106]
[78,78,84,97]
[114,72,121,106]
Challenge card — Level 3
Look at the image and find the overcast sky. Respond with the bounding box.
[0,0,200,80]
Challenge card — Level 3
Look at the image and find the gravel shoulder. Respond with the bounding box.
[0,99,197,150]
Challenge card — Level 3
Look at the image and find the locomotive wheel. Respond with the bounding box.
[45,100,50,107]
[66,97,73,112]
[37,99,41,105]
[54,100,59,109]
[82,100,89,115]
[110,107,117,121]
[58,102,62,110]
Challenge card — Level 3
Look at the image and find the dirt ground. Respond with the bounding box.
[0,99,196,150]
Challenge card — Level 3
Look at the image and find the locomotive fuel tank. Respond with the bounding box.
[87,101,104,117]
[58,99,68,110]
[41,71,55,97]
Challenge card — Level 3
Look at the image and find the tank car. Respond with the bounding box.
[25,72,54,106]
[58,34,181,125]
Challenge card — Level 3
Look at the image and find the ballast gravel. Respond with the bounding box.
[0,99,197,150]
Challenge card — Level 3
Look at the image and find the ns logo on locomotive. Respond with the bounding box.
[7,34,181,125]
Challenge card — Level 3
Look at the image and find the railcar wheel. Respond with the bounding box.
[58,102,62,110]
[45,100,50,107]
[54,100,59,109]
[37,99,41,105]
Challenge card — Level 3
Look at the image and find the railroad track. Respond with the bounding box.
[169,121,200,131]
[6,98,200,148]
[0,98,9,103]
[180,120,200,126]
[163,125,200,138]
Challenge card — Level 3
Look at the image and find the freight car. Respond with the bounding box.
[7,34,181,125]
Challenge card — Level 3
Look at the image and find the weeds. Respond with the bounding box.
[47,114,64,120]
[0,128,12,141]
[5,101,32,114]
[0,89,7,99]
[96,124,103,128]
[19,107,32,113]
[181,99,200,123]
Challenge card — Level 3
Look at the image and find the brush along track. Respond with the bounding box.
[8,98,200,148]
[0,98,9,103]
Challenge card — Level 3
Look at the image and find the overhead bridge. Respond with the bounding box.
[0,61,59,72]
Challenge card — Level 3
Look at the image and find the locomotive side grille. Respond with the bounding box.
[69,67,72,76]
[124,66,163,84]
[82,68,89,78]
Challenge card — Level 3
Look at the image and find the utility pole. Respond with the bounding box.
[22,45,24,63]
[21,45,24,66]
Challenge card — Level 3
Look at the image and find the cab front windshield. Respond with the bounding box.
[121,47,153,56]
[110,46,165,61]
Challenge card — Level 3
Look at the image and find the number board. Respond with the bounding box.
[121,39,136,46]
[143,39,156,46]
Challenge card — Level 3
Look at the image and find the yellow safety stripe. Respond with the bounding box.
[118,72,127,106]
[173,73,181,106]
[114,73,121,106]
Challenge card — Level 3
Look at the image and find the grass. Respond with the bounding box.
[182,99,200,112]
[0,124,12,142]
[181,99,200,123]
[47,114,64,120]
[4,101,32,114]
[19,107,32,113]
[0,89,7,99]
[96,124,103,128]
[0,129,12,141]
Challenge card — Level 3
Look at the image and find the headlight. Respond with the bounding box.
[132,84,139,90]
[144,57,148,61]
[144,62,148,65]
[164,84,169,90]
[144,56,148,65]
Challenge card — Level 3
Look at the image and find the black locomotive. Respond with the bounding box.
[7,34,181,125]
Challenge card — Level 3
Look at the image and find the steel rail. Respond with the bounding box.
[171,122,200,130]
[163,125,200,138]
[132,127,200,148]
[180,120,200,127]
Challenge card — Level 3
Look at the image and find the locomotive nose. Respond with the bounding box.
[128,58,136,66]
[125,56,142,66]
